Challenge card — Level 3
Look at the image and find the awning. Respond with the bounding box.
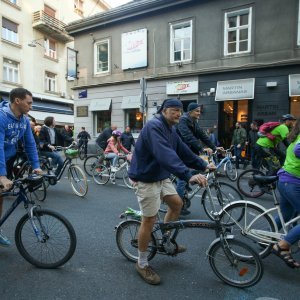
[29,111,74,125]
[32,101,73,114]
[289,74,300,96]
[215,78,255,101]
[121,96,140,109]
[89,98,111,111]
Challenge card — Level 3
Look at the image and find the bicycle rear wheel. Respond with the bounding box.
[68,165,88,197]
[15,209,76,268]
[237,169,265,198]
[116,220,157,262]
[224,161,238,181]
[92,164,110,185]
[83,155,99,177]
[208,239,263,288]
[202,182,243,220]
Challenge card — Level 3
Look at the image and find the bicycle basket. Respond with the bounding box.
[65,149,79,159]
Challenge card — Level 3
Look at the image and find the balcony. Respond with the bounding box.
[32,11,73,43]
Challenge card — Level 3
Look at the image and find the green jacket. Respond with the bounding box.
[231,127,247,145]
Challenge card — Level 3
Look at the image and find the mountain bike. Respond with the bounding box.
[41,144,88,197]
[92,154,132,189]
[115,204,263,288]
[0,174,77,268]
[219,175,300,259]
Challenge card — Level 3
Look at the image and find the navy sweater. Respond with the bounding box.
[128,114,208,183]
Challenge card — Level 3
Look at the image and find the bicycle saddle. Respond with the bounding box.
[252,175,278,185]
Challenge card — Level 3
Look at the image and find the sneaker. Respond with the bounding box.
[180,208,191,216]
[0,231,11,247]
[136,263,160,285]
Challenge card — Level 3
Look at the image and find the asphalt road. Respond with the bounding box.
[0,168,298,300]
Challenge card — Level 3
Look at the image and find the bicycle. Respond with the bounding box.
[161,169,243,220]
[78,139,88,160]
[41,144,88,197]
[115,204,264,288]
[0,174,77,268]
[219,174,300,259]
[92,154,132,189]
[83,153,104,177]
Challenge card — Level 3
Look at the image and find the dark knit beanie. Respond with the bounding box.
[187,102,200,113]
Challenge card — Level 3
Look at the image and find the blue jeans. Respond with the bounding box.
[234,145,244,168]
[275,181,300,245]
[42,151,64,176]
[105,153,118,167]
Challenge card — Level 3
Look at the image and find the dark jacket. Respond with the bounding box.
[176,113,216,154]
[231,127,247,145]
[248,129,258,147]
[128,114,208,183]
[120,132,135,151]
[96,127,112,150]
[61,128,74,147]
[77,131,91,141]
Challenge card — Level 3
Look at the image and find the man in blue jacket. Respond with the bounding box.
[128,98,215,285]
[0,88,41,247]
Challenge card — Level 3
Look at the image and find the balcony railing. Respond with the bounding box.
[32,11,73,43]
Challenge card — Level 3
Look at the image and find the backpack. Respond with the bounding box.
[258,122,280,140]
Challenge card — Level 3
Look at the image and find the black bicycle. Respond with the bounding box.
[115,207,263,288]
[78,139,88,160]
[0,174,77,268]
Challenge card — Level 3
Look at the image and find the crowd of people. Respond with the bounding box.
[0,88,299,285]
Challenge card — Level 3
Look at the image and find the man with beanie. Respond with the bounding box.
[128,98,215,285]
[176,102,222,215]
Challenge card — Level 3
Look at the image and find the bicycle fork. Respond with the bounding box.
[28,206,49,243]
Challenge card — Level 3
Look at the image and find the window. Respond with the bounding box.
[44,38,57,59]
[45,72,56,92]
[224,8,252,56]
[95,111,111,134]
[170,20,192,63]
[44,5,56,18]
[74,0,84,16]
[9,0,17,4]
[2,17,18,44]
[125,109,143,133]
[94,39,110,74]
[3,58,19,83]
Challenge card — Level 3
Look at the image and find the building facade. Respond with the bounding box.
[0,0,110,126]
[66,0,300,143]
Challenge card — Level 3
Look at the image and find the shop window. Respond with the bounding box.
[224,8,252,56]
[95,111,111,134]
[125,109,143,133]
[45,71,56,92]
[3,58,19,83]
[94,39,110,74]
[44,38,57,59]
[2,17,19,44]
[291,96,300,116]
[170,20,192,63]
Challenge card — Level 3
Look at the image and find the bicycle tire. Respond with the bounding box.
[68,165,88,197]
[122,165,133,189]
[116,219,157,262]
[208,239,263,288]
[237,169,266,198]
[224,160,238,181]
[29,179,47,202]
[79,147,85,160]
[219,202,276,258]
[15,209,77,268]
[83,155,99,177]
[202,182,243,220]
[92,164,110,185]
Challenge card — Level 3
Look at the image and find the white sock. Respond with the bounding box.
[138,250,149,268]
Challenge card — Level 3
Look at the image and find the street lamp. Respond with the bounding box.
[27,39,45,48]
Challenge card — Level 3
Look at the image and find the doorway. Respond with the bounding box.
[218,100,249,148]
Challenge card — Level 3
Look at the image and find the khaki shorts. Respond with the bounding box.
[133,178,177,217]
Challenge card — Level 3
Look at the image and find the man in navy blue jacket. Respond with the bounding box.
[128,98,215,285]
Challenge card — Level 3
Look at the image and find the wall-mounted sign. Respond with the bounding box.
[67,48,78,81]
[122,28,147,70]
[289,74,300,96]
[215,78,255,101]
[79,90,87,98]
[76,106,88,117]
[166,80,198,95]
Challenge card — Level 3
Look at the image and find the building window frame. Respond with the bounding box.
[44,38,57,59]
[224,7,252,56]
[44,71,57,92]
[125,109,143,134]
[1,17,19,44]
[3,58,19,83]
[94,39,110,75]
[74,0,84,16]
[170,19,193,63]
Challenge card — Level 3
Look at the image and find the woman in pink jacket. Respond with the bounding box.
[104,130,130,172]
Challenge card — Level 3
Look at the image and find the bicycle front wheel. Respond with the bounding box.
[208,239,263,288]
[220,202,276,258]
[237,169,265,198]
[122,163,133,189]
[83,155,99,177]
[116,220,157,262]
[79,147,85,160]
[202,182,243,220]
[15,209,77,268]
[68,165,88,197]
[92,164,110,185]
[224,161,238,181]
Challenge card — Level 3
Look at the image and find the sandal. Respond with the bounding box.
[272,244,300,269]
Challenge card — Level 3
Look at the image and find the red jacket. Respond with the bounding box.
[104,138,129,154]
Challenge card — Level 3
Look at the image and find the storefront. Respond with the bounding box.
[289,74,300,116]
